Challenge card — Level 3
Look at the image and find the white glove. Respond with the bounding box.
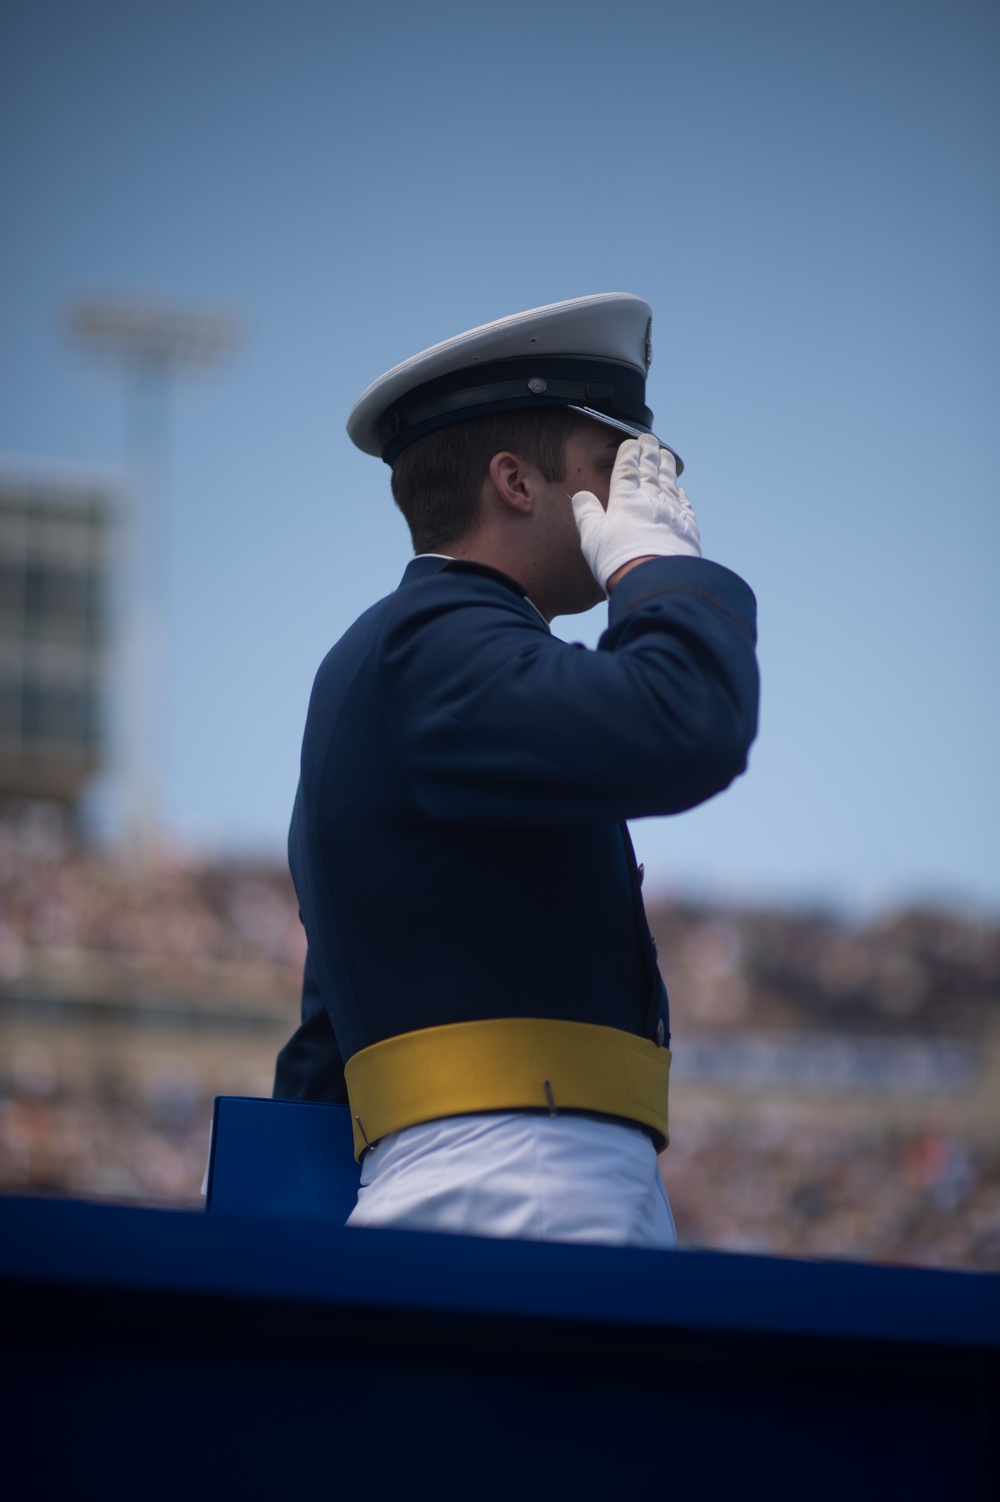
[572,434,701,592]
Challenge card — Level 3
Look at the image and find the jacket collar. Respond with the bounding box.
[400,554,452,585]
[400,554,546,625]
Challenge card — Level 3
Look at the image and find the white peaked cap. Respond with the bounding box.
[346,292,682,473]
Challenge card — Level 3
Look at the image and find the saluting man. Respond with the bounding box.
[274,294,759,1247]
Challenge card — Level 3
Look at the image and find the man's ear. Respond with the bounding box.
[487,452,535,516]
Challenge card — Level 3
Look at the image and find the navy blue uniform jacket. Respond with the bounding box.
[274,553,759,1106]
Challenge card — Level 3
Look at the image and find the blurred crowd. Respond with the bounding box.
[1,1083,211,1208]
[1,803,998,1270]
[0,801,305,997]
[649,899,1000,1034]
[664,1107,1000,1271]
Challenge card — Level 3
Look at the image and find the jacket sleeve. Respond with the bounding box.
[377,554,759,826]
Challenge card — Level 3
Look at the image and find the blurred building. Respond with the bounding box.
[0,467,111,810]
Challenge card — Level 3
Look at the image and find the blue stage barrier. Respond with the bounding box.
[2,1096,998,1500]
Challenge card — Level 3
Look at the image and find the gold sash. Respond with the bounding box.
[344,1016,670,1162]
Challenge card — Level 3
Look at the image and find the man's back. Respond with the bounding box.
[278,550,756,1102]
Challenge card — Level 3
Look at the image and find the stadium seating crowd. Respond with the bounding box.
[1,804,998,1270]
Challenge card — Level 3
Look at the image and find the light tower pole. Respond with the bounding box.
[68,297,238,859]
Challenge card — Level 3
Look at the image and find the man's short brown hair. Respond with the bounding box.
[390,407,589,554]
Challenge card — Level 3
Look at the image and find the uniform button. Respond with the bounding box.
[637,862,645,886]
[655,1019,665,1047]
[650,936,658,957]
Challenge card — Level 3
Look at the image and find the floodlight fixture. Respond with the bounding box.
[69,297,239,373]
[66,294,240,860]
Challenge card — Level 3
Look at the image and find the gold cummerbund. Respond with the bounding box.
[343,1016,671,1163]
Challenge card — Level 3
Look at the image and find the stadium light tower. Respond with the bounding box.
[68,297,239,859]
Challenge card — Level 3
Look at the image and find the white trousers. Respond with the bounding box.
[346,1111,677,1249]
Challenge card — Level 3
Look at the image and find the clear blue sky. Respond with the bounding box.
[1,0,997,913]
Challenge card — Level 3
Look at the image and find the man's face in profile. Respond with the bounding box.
[562,420,627,510]
[530,418,627,616]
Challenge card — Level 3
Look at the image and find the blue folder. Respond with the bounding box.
[205,1096,362,1224]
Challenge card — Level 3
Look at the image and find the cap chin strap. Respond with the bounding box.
[569,407,683,475]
